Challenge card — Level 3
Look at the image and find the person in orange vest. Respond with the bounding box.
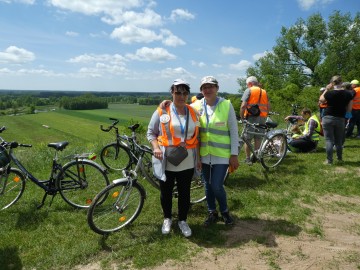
[147,78,200,238]
[345,79,360,138]
[239,76,270,165]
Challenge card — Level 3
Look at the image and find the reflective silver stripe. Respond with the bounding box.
[200,141,231,149]
[161,108,173,145]
[199,127,229,136]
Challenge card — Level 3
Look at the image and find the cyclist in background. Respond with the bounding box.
[147,79,200,238]
[240,76,270,165]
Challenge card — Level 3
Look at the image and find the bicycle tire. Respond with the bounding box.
[259,133,287,169]
[58,159,110,209]
[0,168,26,210]
[139,149,161,190]
[189,175,206,204]
[100,143,131,171]
[87,180,146,235]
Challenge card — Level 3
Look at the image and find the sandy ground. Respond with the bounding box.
[77,194,360,270]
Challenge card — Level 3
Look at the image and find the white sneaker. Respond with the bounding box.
[161,218,172,234]
[178,221,192,237]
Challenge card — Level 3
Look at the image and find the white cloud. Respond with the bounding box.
[169,9,195,22]
[221,46,242,55]
[101,8,163,27]
[0,0,35,4]
[212,64,222,68]
[253,51,269,61]
[0,46,35,64]
[126,47,176,62]
[191,60,206,68]
[159,67,194,79]
[66,31,79,37]
[110,24,161,44]
[49,0,142,15]
[297,0,334,10]
[161,29,185,47]
[68,53,126,65]
[229,60,252,71]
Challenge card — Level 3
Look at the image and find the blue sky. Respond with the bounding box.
[0,0,358,94]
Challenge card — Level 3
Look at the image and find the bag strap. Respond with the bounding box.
[184,107,189,141]
[257,88,262,105]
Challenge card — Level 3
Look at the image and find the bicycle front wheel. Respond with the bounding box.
[0,168,26,210]
[87,181,146,235]
[259,133,287,169]
[58,160,110,209]
[100,143,131,171]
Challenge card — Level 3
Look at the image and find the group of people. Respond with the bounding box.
[286,75,358,165]
[146,75,270,237]
[146,73,359,238]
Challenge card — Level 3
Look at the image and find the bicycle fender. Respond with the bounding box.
[266,129,285,138]
[112,177,128,184]
[63,159,107,174]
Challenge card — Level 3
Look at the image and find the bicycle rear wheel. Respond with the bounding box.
[0,168,25,210]
[100,143,131,171]
[87,181,145,235]
[140,149,160,190]
[58,160,110,209]
[259,133,287,169]
[189,175,206,204]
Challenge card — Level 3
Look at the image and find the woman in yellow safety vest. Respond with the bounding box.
[192,76,239,226]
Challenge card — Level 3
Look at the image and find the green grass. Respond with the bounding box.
[1,105,360,269]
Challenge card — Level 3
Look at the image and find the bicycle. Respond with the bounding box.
[99,119,205,203]
[286,104,301,139]
[0,126,110,210]
[99,118,134,172]
[239,113,287,169]
[88,122,206,235]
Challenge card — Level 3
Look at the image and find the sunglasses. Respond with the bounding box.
[173,91,189,96]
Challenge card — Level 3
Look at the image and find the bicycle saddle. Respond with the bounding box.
[47,141,69,151]
[128,123,140,132]
[265,121,278,128]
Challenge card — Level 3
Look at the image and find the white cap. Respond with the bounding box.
[200,76,218,88]
[246,76,258,84]
[173,79,189,87]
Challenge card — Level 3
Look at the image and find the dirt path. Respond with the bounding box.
[77,195,360,270]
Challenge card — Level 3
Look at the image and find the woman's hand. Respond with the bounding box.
[153,148,163,160]
[229,155,239,171]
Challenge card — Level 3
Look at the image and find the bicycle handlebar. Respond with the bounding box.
[100,118,119,132]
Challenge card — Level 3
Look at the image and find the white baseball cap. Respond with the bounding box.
[200,76,218,88]
[173,79,190,87]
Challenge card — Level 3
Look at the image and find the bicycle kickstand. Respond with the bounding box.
[37,192,56,209]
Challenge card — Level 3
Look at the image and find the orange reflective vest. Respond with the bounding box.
[244,86,269,117]
[352,87,360,110]
[156,104,199,149]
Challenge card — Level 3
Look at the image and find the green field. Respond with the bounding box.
[1,104,360,269]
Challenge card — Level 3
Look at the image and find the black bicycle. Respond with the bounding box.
[0,126,110,210]
[99,118,135,172]
[88,122,206,235]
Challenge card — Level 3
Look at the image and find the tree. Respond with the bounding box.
[242,11,360,92]
[239,11,360,114]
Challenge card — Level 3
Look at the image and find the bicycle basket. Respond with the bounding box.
[0,145,10,169]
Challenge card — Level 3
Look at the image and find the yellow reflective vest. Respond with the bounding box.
[193,99,231,158]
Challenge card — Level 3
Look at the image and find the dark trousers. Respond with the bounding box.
[289,138,317,153]
[160,168,193,221]
[346,109,360,137]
